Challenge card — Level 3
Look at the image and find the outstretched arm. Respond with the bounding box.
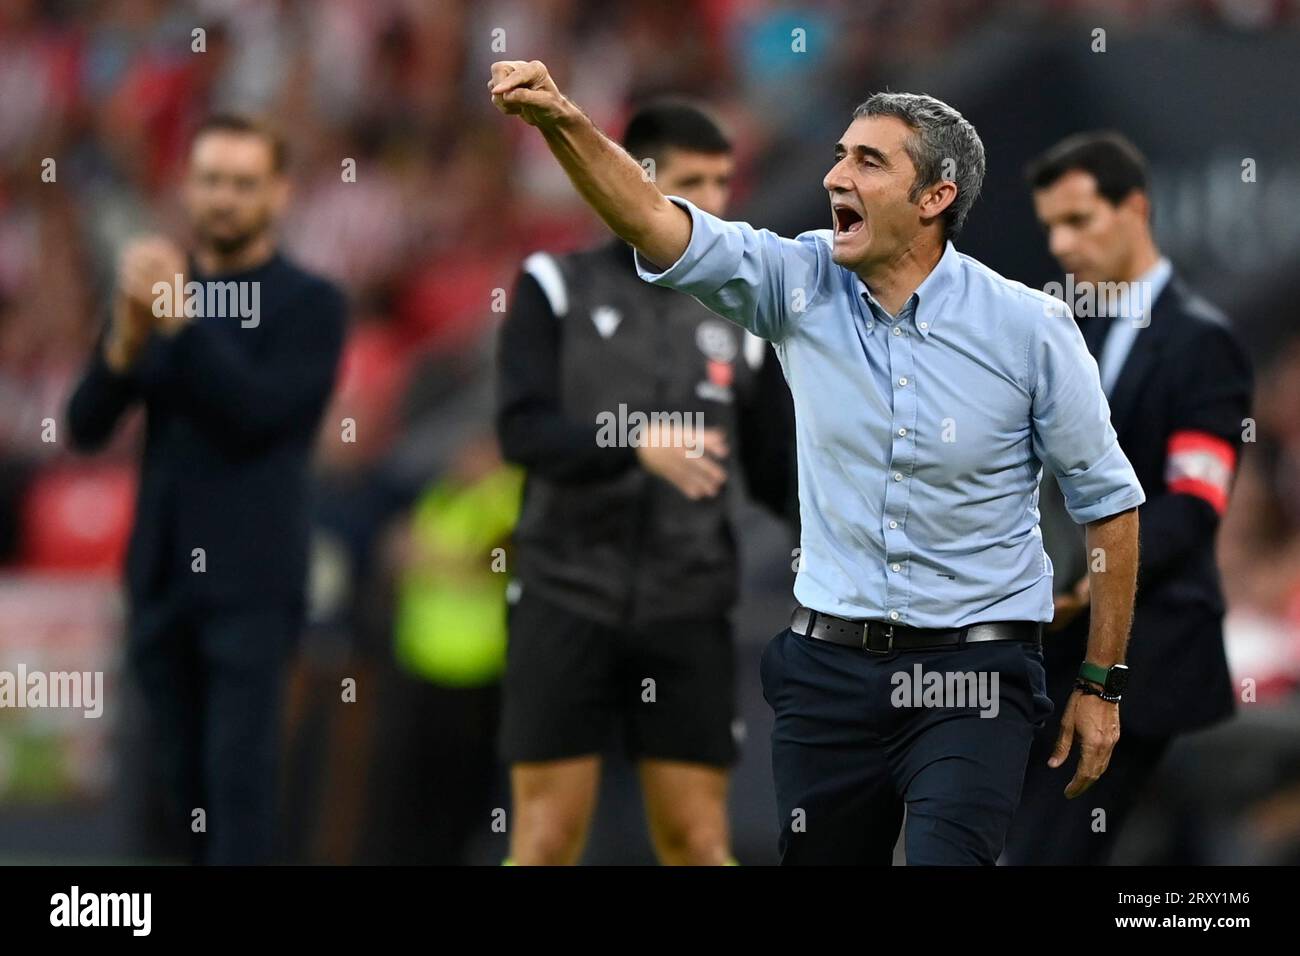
[489,60,691,268]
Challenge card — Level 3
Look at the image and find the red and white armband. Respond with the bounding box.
[1165,430,1238,514]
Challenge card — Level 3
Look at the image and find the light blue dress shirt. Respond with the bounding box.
[1096,257,1172,397]
[635,196,1146,627]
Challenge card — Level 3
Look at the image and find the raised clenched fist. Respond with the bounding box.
[488,60,571,129]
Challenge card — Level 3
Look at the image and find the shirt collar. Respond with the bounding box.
[1134,256,1172,320]
[1099,256,1172,322]
[853,240,960,339]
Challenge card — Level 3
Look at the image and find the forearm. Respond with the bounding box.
[497,404,637,483]
[537,104,691,266]
[1083,507,1139,667]
[158,310,342,447]
[67,329,140,451]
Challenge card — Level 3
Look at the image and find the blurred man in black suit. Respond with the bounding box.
[67,115,346,864]
[1004,132,1253,864]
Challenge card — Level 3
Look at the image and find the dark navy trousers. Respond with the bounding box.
[127,594,299,865]
[760,626,1054,865]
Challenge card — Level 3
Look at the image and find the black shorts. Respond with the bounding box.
[499,586,738,767]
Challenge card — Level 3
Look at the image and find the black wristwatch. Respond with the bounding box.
[1076,661,1129,703]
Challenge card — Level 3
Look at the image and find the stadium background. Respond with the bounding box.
[1,0,1299,864]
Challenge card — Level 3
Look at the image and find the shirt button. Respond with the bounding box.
[897,427,907,436]
[919,321,928,330]
[889,520,898,529]
[893,472,903,481]
[866,323,874,331]
[889,610,900,621]
[898,376,908,386]
[891,563,901,572]
[892,326,901,336]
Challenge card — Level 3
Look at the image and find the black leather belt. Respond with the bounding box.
[790,606,1041,655]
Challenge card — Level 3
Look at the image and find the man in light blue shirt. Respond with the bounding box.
[489,59,1144,865]
[632,199,1143,630]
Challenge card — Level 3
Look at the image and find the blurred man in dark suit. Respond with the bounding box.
[66,115,346,864]
[1005,132,1253,864]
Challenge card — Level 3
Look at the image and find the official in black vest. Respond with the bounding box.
[496,102,794,865]
[1004,132,1253,864]
[66,116,346,864]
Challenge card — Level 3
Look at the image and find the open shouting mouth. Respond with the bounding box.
[832,202,865,238]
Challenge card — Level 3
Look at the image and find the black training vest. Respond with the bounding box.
[511,239,761,627]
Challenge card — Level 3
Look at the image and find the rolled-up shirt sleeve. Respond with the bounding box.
[633,195,827,342]
[1030,304,1146,523]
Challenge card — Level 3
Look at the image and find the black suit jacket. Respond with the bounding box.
[1047,275,1253,738]
[66,253,346,611]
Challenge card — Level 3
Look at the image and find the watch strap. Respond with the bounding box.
[1074,677,1122,704]
[1078,660,1110,686]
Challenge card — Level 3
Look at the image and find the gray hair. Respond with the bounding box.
[852,92,986,238]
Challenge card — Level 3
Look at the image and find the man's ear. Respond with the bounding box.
[920,180,958,222]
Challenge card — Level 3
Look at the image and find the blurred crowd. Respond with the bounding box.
[1,0,1299,863]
